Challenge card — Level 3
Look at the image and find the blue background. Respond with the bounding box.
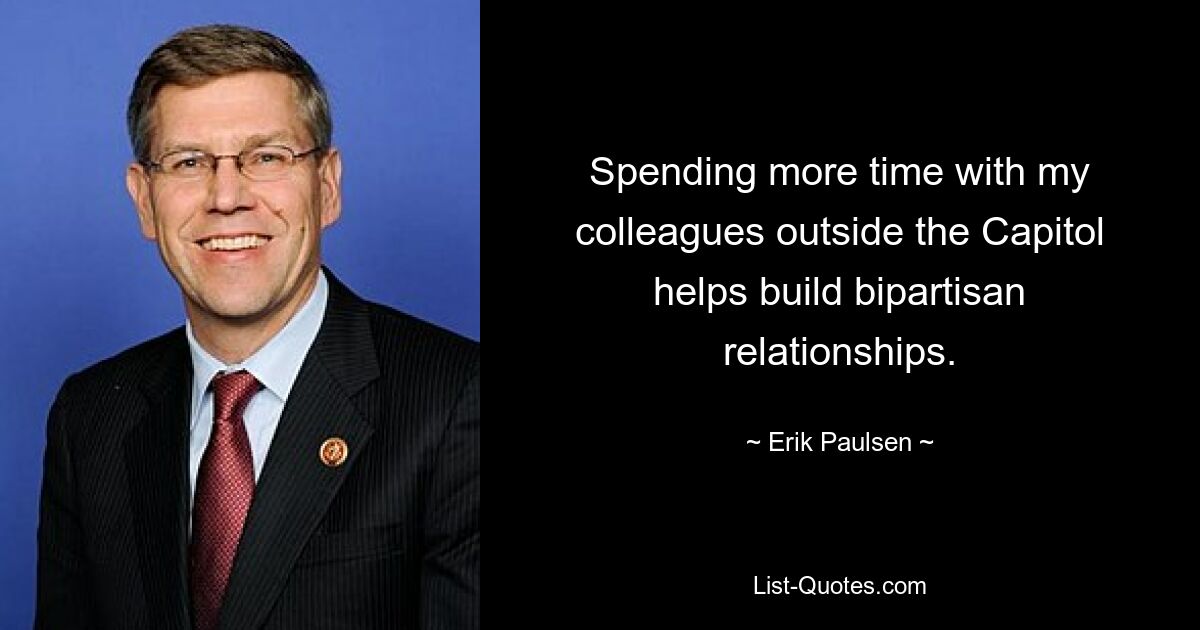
[0,1,479,624]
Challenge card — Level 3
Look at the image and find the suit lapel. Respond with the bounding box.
[219,272,380,630]
[124,331,193,630]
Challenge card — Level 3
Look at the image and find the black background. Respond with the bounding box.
[488,14,1177,626]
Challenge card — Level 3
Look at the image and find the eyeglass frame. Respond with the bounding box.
[140,145,326,182]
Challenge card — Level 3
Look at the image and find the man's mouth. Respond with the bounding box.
[198,235,271,251]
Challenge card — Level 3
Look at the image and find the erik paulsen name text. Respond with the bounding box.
[764,432,917,453]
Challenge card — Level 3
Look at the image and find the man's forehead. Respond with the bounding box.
[149,72,307,152]
[156,130,303,154]
[155,71,298,109]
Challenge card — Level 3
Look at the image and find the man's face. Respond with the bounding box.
[127,71,341,329]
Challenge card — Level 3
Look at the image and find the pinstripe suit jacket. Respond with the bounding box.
[36,270,479,630]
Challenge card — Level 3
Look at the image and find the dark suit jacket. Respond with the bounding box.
[36,270,479,630]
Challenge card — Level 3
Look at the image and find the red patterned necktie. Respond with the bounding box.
[190,370,260,630]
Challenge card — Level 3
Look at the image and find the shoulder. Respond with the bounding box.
[365,299,478,359]
[322,269,478,382]
[362,298,479,383]
[47,327,187,443]
[58,327,187,397]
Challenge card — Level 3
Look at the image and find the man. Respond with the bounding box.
[35,25,479,630]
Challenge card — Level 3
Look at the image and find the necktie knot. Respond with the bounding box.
[211,370,260,424]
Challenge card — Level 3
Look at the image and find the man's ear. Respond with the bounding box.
[126,162,157,240]
[317,147,342,229]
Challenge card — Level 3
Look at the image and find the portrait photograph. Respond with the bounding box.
[0,1,479,627]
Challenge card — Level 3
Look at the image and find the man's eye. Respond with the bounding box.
[169,157,204,171]
[252,151,287,165]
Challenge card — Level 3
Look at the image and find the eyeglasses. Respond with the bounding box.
[143,145,324,182]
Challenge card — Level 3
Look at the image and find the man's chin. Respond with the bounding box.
[187,293,277,325]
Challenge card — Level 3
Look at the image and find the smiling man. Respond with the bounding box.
[35,25,479,630]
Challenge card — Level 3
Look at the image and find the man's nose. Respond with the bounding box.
[209,156,254,212]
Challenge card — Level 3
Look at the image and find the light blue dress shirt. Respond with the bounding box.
[186,270,329,506]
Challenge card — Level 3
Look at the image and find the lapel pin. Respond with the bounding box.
[320,437,349,467]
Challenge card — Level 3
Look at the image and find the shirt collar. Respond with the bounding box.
[186,270,329,428]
